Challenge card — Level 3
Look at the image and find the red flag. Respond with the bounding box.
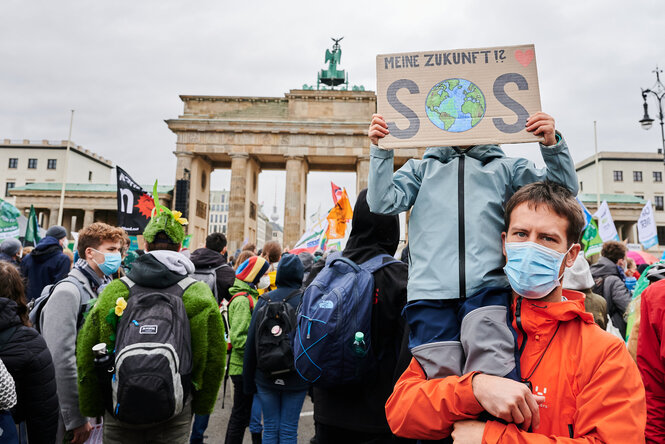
[331,181,343,205]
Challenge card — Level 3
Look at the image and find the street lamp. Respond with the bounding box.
[640,67,665,153]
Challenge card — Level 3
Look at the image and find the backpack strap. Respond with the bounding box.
[119,276,135,290]
[282,289,302,303]
[177,276,198,292]
[360,254,401,273]
[229,291,254,312]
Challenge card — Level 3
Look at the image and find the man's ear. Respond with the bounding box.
[565,244,581,268]
[501,232,507,258]
[222,247,227,255]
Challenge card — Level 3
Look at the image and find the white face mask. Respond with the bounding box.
[258,274,271,290]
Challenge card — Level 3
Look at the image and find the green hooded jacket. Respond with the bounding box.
[227,278,259,376]
[76,251,225,416]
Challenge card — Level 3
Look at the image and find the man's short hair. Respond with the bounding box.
[262,241,282,263]
[504,181,585,246]
[77,222,127,259]
[145,232,181,252]
[601,241,627,264]
[206,232,227,252]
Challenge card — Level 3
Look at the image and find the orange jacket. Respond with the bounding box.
[386,289,646,443]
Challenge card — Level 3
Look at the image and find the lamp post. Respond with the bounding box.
[640,67,665,155]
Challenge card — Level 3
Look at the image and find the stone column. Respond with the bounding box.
[83,209,95,228]
[284,156,308,250]
[356,155,370,193]
[48,207,59,228]
[227,154,249,254]
[187,155,212,250]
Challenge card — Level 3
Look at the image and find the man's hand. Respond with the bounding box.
[70,421,92,444]
[472,374,544,431]
[526,112,557,146]
[452,420,485,444]
[368,114,390,147]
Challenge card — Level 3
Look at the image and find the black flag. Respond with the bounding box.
[116,167,154,234]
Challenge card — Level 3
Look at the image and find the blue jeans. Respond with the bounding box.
[190,414,210,444]
[256,387,307,444]
[249,394,263,434]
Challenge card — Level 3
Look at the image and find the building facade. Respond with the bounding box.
[1,139,113,205]
[208,190,229,235]
[576,151,665,250]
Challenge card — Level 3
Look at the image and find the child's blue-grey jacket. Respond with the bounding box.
[367,136,578,302]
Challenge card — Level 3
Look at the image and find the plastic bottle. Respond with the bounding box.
[352,332,368,357]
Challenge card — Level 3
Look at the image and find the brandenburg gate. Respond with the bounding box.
[166,42,425,252]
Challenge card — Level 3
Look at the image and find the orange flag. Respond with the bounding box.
[326,188,353,239]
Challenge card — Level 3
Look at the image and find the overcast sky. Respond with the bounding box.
[1,0,663,228]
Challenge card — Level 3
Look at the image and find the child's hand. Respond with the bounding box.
[369,114,390,147]
[526,112,557,146]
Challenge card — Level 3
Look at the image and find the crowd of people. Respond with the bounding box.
[0,109,660,444]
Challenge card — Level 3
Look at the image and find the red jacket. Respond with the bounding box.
[386,290,646,442]
[637,280,665,443]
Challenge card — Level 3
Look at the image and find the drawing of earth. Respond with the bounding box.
[425,78,486,132]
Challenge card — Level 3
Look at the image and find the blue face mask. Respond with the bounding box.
[92,249,122,276]
[504,241,572,299]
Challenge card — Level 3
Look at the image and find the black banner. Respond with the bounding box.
[116,167,154,234]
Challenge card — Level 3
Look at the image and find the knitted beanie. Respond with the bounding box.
[236,256,269,287]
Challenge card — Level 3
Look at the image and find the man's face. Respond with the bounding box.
[59,237,67,248]
[86,240,123,272]
[502,202,580,277]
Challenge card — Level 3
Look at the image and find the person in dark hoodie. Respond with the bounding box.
[590,240,632,337]
[312,189,409,443]
[0,262,59,444]
[20,225,70,301]
[244,253,309,444]
[190,232,236,303]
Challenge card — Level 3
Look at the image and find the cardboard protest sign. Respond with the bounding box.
[376,44,542,148]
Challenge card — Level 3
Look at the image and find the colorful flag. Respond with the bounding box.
[0,199,20,240]
[593,200,620,242]
[116,167,154,235]
[637,200,658,249]
[290,218,328,254]
[581,219,603,258]
[576,197,593,230]
[24,205,40,246]
[331,182,344,205]
[326,187,353,240]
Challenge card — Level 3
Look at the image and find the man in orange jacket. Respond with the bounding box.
[386,181,646,443]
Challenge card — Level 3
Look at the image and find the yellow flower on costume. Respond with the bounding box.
[172,211,189,226]
[115,297,127,316]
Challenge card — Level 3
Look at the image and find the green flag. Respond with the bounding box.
[581,219,603,258]
[24,205,40,246]
[0,199,20,240]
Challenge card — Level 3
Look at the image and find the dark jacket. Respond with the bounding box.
[590,256,632,337]
[313,189,409,434]
[20,236,70,301]
[0,253,18,266]
[190,247,235,302]
[244,254,308,393]
[0,298,58,443]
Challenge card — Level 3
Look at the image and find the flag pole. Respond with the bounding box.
[593,120,601,210]
[57,110,74,226]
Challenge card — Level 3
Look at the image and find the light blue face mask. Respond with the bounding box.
[92,248,122,276]
[504,241,572,299]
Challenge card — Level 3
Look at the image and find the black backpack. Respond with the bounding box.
[111,276,195,424]
[29,275,93,334]
[255,289,300,379]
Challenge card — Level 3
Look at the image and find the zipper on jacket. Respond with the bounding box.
[457,151,466,299]
[515,297,527,356]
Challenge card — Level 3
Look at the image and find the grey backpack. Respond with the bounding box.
[189,264,228,303]
[112,276,195,424]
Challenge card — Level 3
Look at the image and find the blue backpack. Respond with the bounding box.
[294,253,399,386]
